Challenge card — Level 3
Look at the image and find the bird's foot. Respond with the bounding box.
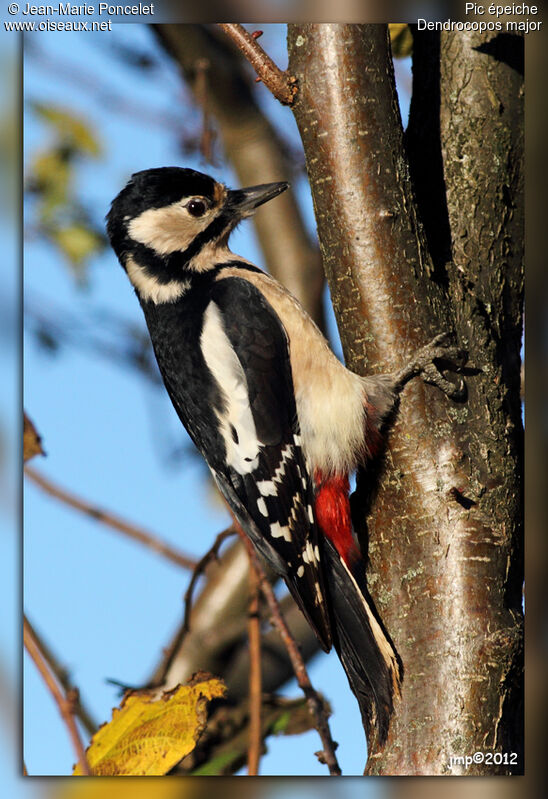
[393,332,468,401]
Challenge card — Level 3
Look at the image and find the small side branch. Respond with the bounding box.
[182,527,236,635]
[218,24,297,105]
[24,466,198,572]
[234,528,341,776]
[24,616,91,776]
[244,538,262,775]
[24,620,97,736]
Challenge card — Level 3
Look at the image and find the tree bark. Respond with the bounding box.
[288,23,523,775]
[436,29,524,767]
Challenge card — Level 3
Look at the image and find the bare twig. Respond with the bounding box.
[218,24,296,105]
[234,528,341,776]
[243,537,262,775]
[25,621,97,736]
[24,616,91,776]
[182,527,236,635]
[24,466,198,572]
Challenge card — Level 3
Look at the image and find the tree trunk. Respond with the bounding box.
[288,23,523,775]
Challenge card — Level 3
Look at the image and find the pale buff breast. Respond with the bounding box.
[217,266,367,476]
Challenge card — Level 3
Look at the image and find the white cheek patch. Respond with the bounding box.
[128,201,212,255]
[125,257,190,304]
[200,302,260,474]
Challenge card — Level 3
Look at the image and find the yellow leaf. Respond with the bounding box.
[31,102,102,156]
[32,150,71,211]
[49,223,103,266]
[73,677,225,776]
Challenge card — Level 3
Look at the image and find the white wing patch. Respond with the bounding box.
[200,301,260,474]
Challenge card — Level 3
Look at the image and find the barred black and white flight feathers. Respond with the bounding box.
[205,278,331,651]
[193,276,401,741]
[157,274,332,651]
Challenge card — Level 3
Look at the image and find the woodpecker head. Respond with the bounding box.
[107,167,288,301]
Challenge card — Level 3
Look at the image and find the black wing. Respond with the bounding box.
[204,276,331,651]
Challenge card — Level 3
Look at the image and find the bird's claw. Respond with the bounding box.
[421,362,467,401]
[393,332,468,401]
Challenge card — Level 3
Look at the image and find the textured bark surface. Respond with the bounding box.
[288,24,523,775]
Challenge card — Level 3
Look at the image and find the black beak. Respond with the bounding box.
[226,181,289,215]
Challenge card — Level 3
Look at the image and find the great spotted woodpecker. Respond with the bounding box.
[107,167,465,749]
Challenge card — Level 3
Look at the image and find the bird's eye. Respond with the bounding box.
[186,199,207,217]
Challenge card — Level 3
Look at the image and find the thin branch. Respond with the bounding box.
[24,466,198,572]
[24,616,91,776]
[234,528,341,776]
[182,527,236,635]
[243,536,262,776]
[25,620,97,736]
[218,24,297,105]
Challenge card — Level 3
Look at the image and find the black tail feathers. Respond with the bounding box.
[322,536,403,751]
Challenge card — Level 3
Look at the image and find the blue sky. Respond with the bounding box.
[21,23,412,779]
